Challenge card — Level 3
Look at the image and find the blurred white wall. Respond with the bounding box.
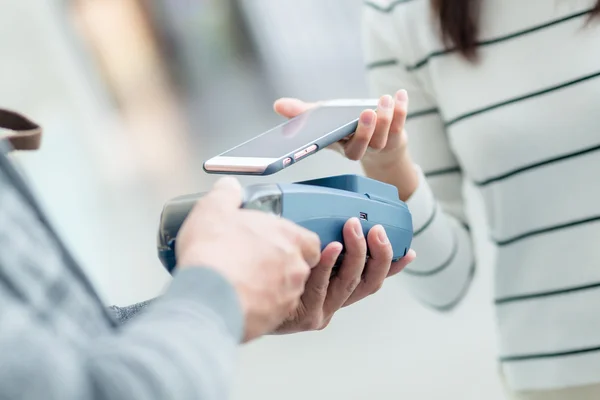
[238,0,369,100]
[0,0,171,305]
[0,1,506,399]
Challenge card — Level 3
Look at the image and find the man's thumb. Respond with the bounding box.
[203,177,243,210]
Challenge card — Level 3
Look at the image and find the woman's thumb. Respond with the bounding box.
[273,98,314,118]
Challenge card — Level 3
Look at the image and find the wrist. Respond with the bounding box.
[361,151,419,202]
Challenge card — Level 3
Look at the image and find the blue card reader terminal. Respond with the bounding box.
[157,174,413,273]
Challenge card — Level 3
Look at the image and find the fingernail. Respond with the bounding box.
[377,227,389,244]
[380,95,393,109]
[360,111,375,126]
[353,219,364,237]
[396,89,408,103]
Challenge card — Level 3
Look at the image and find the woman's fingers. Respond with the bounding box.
[343,93,400,158]
[275,91,408,158]
[343,109,376,160]
[369,95,395,151]
[389,90,409,135]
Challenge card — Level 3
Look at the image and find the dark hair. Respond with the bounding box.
[431,0,600,61]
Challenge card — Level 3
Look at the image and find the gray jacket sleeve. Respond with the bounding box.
[0,267,244,400]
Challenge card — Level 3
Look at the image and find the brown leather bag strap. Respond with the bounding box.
[0,108,42,151]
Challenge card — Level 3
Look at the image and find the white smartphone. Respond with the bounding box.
[203,99,378,175]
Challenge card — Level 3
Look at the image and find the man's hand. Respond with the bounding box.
[275,219,416,334]
[175,177,321,342]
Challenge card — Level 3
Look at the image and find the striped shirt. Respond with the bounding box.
[362,0,600,391]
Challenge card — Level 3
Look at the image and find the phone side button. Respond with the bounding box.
[283,157,292,167]
[305,144,318,154]
[293,144,318,160]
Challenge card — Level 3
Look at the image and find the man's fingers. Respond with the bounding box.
[273,98,316,119]
[344,110,376,160]
[300,242,343,310]
[389,90,408,135]
[199,177,243,211]
[288,258,312,295]
[388,249,416,277]
[343,225,393,307]
[300,230,323,268]
[370,95,394,151]
[278,219,322,268]
[324,218,367,315]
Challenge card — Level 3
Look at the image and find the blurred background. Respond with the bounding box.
[0,0,504,398]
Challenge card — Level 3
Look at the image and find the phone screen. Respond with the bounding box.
[222,105,368,158]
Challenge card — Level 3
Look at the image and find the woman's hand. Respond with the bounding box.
[274,90,408,165]
[274,218,416,334]
[274,90,419,201]
[271,91,418,333]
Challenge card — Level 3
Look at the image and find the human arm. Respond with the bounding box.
[274,5,475,311]
[359,3,475,310]
[1,174,325,400]
[107,218,416,332]
[274,92,471,311]
[1,267,242,400]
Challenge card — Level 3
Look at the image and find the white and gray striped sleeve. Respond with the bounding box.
[362,3,475,310]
